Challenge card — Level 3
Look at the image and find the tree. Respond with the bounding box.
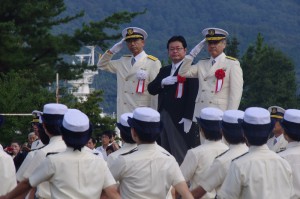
[240,33,299,110]
[0,0,144,84]
[226,37,240,59]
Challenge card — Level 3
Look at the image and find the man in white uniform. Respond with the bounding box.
[12,103,68,199]
[191,110,248,198]
[109,107,193,199]
[218,107,294,199]
[266,106,288,152]
[180,107,228,198]
[97,27,161,121]
[278,109,300,199]
[179,28,243,119]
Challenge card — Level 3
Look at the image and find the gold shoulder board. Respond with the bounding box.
[201,57,210,60]
[123,54,132,57]
[226,56,238,61]
[147,55,158,61]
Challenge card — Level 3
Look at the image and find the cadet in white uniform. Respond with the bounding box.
[218,107,294,199]
[107,112,137,168]
[266,106,288,152]
[179,28,243,120]
[278,109,300,199]
[191,110,248,198]
[109,107,193,199]
[0,147,16,195]
[0,109,120,199]
[11,103,68,199]
[180,107,228,198]
[97,27,161,121]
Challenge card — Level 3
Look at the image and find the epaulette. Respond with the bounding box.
[31,145,45,152]
[226,56,238,61]
[277,148,286,153]
[121,147,138,156]
[123,54,132,57]
[201,57,210,60]
[93,152,99,156]
[46,152,59,157]
[147,55,158,61]
[215,149,229,159]
[232,152,248,162]
[160,151,170,156]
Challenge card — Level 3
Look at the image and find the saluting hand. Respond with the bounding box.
[109,38,125,54]
[189,38,206,58]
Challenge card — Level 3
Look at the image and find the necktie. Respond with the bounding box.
[273,138,277,145]
[212,59,216,66]
[131,58,136,66]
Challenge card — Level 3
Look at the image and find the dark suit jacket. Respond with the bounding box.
[148,64,199,126]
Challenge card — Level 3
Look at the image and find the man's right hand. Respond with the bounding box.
[162,76,177,86]
[109,39,124,54]
[189,38,206,58]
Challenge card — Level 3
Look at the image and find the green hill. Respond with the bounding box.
[65,0,300,114]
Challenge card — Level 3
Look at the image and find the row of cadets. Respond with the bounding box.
[1,109,120,199]
[179,107,229,198]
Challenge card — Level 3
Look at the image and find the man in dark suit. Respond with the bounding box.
[148,36,199,164]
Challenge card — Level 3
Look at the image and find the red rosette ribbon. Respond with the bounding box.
[176,75,186,98]
[215,69,225,93]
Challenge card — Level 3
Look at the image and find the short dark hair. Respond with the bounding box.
[134,127,160,143]
[167,35,187,49]
[102,130,113,139]
[43,123,62,136]
[243,130,269,146]
[201,127,222,141]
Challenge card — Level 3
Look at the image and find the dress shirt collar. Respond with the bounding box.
[210,52,225,63]
[133,51,147,62]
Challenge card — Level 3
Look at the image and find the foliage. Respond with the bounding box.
[240,34,299,110]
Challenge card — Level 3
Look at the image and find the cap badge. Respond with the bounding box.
[127,28,134,35]
[208,29,215,36]
[271,108,277,113]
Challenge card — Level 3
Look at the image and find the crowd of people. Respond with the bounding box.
[0,26,299,199]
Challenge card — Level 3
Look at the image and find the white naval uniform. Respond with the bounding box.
[97,50,161,121]
[95,145,108,161]
[218,145,294,199]
[180,139,228,198]
[198,143,248,194]
[31,139,44,150]
[17,149,40,182]
[178,53,243,121]
[267,134,288,153]
[0,149,17,195]
[107,142,137,168]
[278,141,300,199]
[29,147,116,199]
[23,136,67,199]
[109,143,184,199]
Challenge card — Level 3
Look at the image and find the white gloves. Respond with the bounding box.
[179,118,192,133]
[161,76,177,86]
[110,39,124,54]
[189,38,206,58]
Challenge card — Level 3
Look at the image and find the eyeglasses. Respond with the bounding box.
[169,47,184,52]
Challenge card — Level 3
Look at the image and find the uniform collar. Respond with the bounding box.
[137,143,156,151]
[133,51,147,62]
[210,52,225,63]
[49,135,63,143]
[286,141,300,149]
[248,144,269,152]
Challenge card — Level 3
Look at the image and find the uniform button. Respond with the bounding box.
[124,103,127,105]
[133,81,135,83]
[211,91,214,93]
[209,101,212,104]
[202,90,205,92]
[201,100,204,103]
[131,93,134,95]
[204,79,207,81]
[124,91,127,93]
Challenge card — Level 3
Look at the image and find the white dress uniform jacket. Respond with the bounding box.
[29,147,116,199]
[267,134,288,153]
[0,150,17,195]
[198,143,248,194]
[218,145,294,199]
[97,51,161,121]
[107,143,137,168]
[109,143,184,199]
[23,136,67,199]
[179,53,243,120]
[180,140,228,198]
[278,141,300,199]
